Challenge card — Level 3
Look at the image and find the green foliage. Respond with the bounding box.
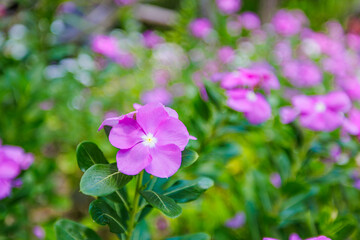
[76,141,108,172]
[54,219,101,240]
[140,190,182,218]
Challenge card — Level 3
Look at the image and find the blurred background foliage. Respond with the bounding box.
[1,0,360,239]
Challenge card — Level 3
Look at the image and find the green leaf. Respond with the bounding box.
[54,219,101,240]
[166,233,211,240]
[181,149,199,168]
[80,163,132,196]
[140,190,182,218]
[89,199,127,234]
[164,177,213,203]
[76,141,108,172]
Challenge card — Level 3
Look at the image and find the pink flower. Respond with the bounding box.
[272,10,305,36]
[280,92,351,131]
[113,52,135,68]
[270,173,281,188]
[263,234,331,240]
[282,60,322,87]
[225,212,245,229]
[141,88,173,106]
[0,142,34,200]
[343,108,360,139]
[33,226,45,239]
[142,30,164,49]
[273,40,292,64]
[239,12,260,30]
[216,0,241,15]
[101,103,191,178]
[227,89,271,124]
[114,0,136,6]
[337,76,360,101]
[189,18,212,39]
[91,35,119,58]
[218,46,235,64]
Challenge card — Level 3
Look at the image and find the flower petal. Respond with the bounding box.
[300,112,343,131]
[0,158,20,179]
[116,143,151,175]
[98,111,136,131]
[109,117,144,149]
[289,233,302,240]
[146,144,181,178]
[136,103,169,134]
[155,118,189,151]
[279,107,298,124]
[0,179,12,200]
[324,91,351,112]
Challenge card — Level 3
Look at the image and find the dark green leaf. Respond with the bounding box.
[89,199,127,234]
[166,233,211,240]
[80,163,132,196]
[140,190,182,218]
[181,149,199,168]
[54,219,101,240]
[164,177,213,203]
[76,141,108,172]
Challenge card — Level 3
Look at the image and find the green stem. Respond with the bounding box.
[126,171,144,240]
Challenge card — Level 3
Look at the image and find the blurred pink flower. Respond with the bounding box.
[114,0,136,6]
[343,108,360,139]
[337,76,360,101]
[218,46,235,64]
[273,40,292,64]
[105,103,190,178]
[282,60,322,87]
[272,10,306,36]
[142,30,164,49]
[264,234,331,240]
[91,35,119,58]
[189,18,212,39]
[227,89,271,124]
[141,88,173,106]
[113,52,135,68]
[216,0,241,15]
[239,12,261,30]
[280,92,351,131]
[33,226,45,239]
[270,173,281,188]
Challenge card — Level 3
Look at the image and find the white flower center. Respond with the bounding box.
[315,102,326,112]
[246,91,257,102]
[142,133,157,148]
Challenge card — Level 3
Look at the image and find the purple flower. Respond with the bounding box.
[113,52,135,68]
[141,88,173,106]
[239,12,260,30]
[91,35,119,59]
[102,103,191,178]
[270,173,281,188]
[33,226,45,239]
[142,30,164,49]
[272,10,306,37]
[114,0,136,6]
[273,40,292,64]
[227,89,271,124]
[216,0,241,15]
[343,108,360,139]
[337,76,360,101]
[225,212,245,228]
[189,18,212,39]
[263,234,331,240]
[280,92,351,131]
[0,142,34,200]
[218,46,235,64]
[282,60,322,88]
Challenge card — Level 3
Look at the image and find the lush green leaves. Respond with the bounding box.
[181,149,199,168]
[140,190,182,218]
[54,219,101,240]
[89,199,127,234]
[80,163,132,196]
[164,177,214,203]
[76,141,108,172]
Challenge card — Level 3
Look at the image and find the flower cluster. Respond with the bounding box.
[0,141,33,199]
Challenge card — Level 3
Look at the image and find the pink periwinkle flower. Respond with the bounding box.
[337,76,360,101]
[238,12,261,30]
[272,10,306,37]
[33,226,45,239]
[273,40,292,64]
[225,212,245,229]
[227,89,271,124]
[142,30,164,49]
[218,46,235,64]
[141,88,173,106]
[282,60,322,88]
[343,108,360,139]
[280,92,351,131]
[0,142,34,200]
[347,33,360,51]
[189,18,212,39]
[99,103,192,178]
[91,35,119,59]
[216,0,241,15]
